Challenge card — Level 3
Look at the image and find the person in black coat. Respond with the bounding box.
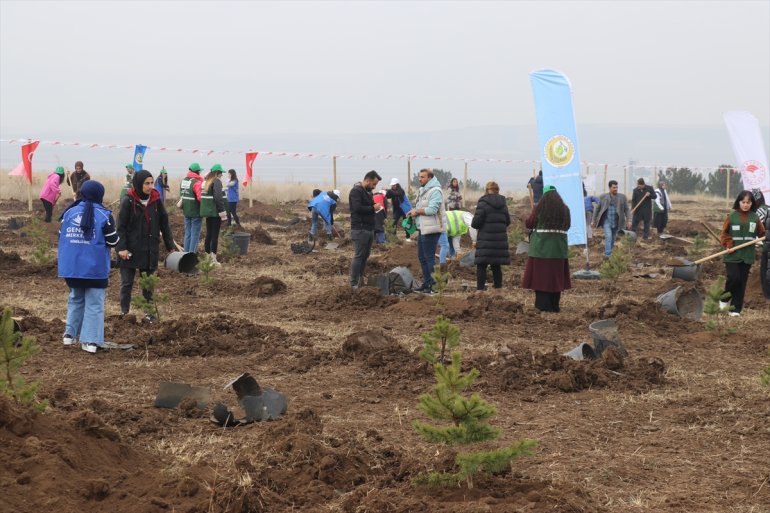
[630,178,657,240]
[385,177,410,239]
[471,181,511,290]
[527,171,544,204]
[348,170,383,287]
[116,170,175,321]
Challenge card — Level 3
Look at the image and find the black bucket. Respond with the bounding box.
[563,342,596,361]
[229,232,251,255]
[672,261,700,281]
[617,229,637,243]
[165,251,199,274]
[656,286,704,320]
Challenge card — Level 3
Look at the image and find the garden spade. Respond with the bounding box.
[671,238,762,281]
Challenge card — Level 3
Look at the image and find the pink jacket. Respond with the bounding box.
[39,173,62,204]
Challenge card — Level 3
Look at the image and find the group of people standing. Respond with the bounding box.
[346,168,573,312]
[46,161,243,353]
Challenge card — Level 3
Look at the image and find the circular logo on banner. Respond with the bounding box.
[135,153,144,165]
[544,135,575,168]
[741,160,766,188]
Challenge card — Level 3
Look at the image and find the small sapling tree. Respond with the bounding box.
[131,272,168,322]
[27,217,55,265]
[507,224,525,247]
[196,253,217,285]
[703,277,736,336]
[413,282,536,488]
[0,308,47,412]
[599,235,633,302]
[218,227,241,260]
[384,218,399,248]
[687,234,708,261]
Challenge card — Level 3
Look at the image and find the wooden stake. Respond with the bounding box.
[463,161,468,208]
[332,155,337,191]
[603,164,608,193]
[249,177,253,208]
[725,167,731,205]
[26,138,32,211]
[407,157,412,196]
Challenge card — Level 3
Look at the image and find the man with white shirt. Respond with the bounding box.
[653,180,672,235]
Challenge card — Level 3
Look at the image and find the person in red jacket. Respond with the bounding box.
[373,190,388,245]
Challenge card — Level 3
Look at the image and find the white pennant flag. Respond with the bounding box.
[723,111,770,196]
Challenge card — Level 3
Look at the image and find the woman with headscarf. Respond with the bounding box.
[58,180,119,353]
[39,166,66,222]
[116,170,175,321]
[471,181,511,291]
[522,185,572,312]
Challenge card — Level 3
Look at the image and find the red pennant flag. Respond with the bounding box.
[21,140,40,184]
[243,152,258,186]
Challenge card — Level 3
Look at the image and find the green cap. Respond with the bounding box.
[189,163,202,172]
[160,167,167,174]
[126,163,134,170]
[543,185,557,194]
[210,164,223,173]
[55,166,65,175]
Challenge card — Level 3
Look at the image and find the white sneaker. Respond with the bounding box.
[718,301,729,311]
[210,253,222,267]
[404,238,413,243]
[728,311,741,317]
[81,343,100,354]
[62,334,75,346]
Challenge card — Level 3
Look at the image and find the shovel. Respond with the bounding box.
[629,192,650,216]
[672,238,762,281]
[700,221,722,244]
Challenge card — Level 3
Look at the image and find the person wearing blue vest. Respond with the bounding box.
[58,180,119,354]
[718,190,766,316]
[308,189,340,241]
[154,167,169,203]
[583,187,599,239]
[224,169,242,227]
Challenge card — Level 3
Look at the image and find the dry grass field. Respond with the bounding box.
[0,190,768,513]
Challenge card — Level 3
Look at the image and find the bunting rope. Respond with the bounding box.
[0,138,739,173]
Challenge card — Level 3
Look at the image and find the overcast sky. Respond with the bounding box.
[1,0,768,181]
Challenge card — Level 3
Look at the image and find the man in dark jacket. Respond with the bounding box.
[593,180,632,257]
[630,178,657,240]
[527,171,544,204]
[116,170,175,321]
[349,170,382,287]
[385,178,410,240]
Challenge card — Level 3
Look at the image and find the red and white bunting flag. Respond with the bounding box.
[243,152,258,186]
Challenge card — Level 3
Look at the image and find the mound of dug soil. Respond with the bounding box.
[306,286,399,310]
[478,345,666,394]
[0,250,57,278]
[250,225,275,245]
[225,276,287,297]
[0,396,203,513]
[142,314,291,357]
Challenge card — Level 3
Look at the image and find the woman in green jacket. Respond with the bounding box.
[201,164,226,265]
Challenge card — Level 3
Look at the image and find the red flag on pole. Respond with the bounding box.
[21,140,39,183]
[243,152,258,186]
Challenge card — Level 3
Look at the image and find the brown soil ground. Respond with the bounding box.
[1,196,768,513]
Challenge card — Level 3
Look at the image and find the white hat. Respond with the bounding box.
[389,178,399,186]
[379,189,386,195]
[333,189,341,197]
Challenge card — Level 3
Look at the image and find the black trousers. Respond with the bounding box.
[724,261,751,313]
[227,201,240,226]
[761,249,770,300]
[205,217,222,254]
[653,211,668,234]
[535,291,561,312]
[350,229,374,287]
[41,199,53,223]
[476,264,502,290]
[120,267,154,314]
[631,209,652,239]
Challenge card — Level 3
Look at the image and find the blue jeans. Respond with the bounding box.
[602,218,618,257]
[183,216,203,253]
[417,232,441,290]
[65,287,105,346]
[438,232,456,264]
[310,208,332,237]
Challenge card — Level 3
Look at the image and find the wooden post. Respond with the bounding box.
[532,168,536,178]
[623,166,628,196]
[26,138,33,211]
[407,157,412,196]
[725,167,731,204]
[332,155,337,191]
[602,164,608,193]
[249,177,253,208]
[463,161,468,208]
[653,166,658,186]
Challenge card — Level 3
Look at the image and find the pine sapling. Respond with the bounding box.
[131,272,168,322]
[27,217,55,265]
[687,234,708,261]
[413,315,536,488]
[218,227,241,259]
[0,308,47,412]
[703,277,736,336]
[384,218,399,248]
[599,235,632,302]
[197,253,217,285]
